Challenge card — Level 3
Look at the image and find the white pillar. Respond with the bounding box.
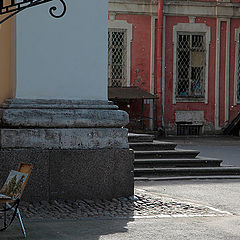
[16,0,108,100]
[0,0,133,201]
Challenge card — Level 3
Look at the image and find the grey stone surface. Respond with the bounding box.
[0,99,133,201]
[175,111,204,124]
[49,149,134,200]
[0,98,130,149]
[11,190,225,221]
[2,109,129,128]
[0,148,134,201]
[1,99,128,128]
[0,128,129,149]
[0,149,50,201]
[2,98,114,106]
[2,182,240,240]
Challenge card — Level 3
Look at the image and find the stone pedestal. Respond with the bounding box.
[0,99,134,201]
[0,0,134,201]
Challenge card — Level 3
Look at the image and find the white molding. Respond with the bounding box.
[109,2,158,15]
[149,16,157,130]
[234,28,240,106]
[215,19,221,130]
[150,16,157,95]
[225,19,230,123]
[189,16,196,24]
[162,15,166,127]
[172,23,211,104]
[108,20,133,87]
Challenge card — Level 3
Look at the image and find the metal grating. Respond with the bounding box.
[176,33,206,99]
[108,28,127,87]
[177,123,202,136]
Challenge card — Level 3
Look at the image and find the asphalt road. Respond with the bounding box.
[2,216,240,240]
[2,179,240,240]
[2,137,240,240]
[166,136,240,167]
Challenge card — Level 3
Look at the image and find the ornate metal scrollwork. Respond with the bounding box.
[49,0,66,18]
[0,0,67,24]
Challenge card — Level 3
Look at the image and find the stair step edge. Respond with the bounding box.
[134,167,240,171]
[134,158,222,162]
[134,150,200,153]
[134,175,240,181]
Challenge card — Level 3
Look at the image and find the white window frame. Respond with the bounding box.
[234,28,240,105]
[108,20,132,87]
[173,23,211,104]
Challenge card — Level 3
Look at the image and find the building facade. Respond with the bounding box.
[108,0,240,135]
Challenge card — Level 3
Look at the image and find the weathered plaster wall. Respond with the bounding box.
[110,0,240,133]
[115,14,152,92]
[163,16,217,133]
[0,18,13,104]
[16,0,108,100]
[114,14,152,129]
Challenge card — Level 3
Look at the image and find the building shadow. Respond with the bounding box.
[0,217,134,240]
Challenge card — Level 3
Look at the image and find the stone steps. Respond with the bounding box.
[134,150,200,159]
[128,133,155,143]
[129,141,177,151]
[134,167,240,177]
[135,175,240,181]
[128,133,240,180]
[134,157,222,168]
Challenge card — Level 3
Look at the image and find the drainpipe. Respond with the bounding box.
[156,0,164,128]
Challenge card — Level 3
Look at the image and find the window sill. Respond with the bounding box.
[176,97,205,103]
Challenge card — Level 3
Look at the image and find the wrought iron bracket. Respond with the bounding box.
[0,0,66,24]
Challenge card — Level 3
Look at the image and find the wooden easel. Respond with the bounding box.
[0,163,33,238]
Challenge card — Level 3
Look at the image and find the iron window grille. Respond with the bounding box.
[176,32,206,99]
[108,28,127,88]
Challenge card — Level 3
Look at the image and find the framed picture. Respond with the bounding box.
[0,170,28,200]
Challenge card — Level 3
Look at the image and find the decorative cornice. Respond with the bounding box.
[109,0,240,18]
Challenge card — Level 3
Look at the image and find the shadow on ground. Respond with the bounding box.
[1,217,134,240]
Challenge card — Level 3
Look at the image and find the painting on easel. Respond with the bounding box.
[0,170,28,200]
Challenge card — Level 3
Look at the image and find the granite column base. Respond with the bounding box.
[0,148,134,201]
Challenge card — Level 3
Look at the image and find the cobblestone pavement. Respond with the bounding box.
[0,189,230,221]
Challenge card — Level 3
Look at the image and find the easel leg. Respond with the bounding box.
[17,208,26,238]
[6,203,26,238]
[3,204,7,228]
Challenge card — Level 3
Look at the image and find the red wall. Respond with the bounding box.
[163,16,217,131]
[112,3,240,133]
[229,19,240,122]
[115,14,152,129]
[116,14,152,93]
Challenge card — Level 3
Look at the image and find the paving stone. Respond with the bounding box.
[4,191,226,221]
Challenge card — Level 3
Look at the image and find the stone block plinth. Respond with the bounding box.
[0,149,134,201]
[0,99,134,200]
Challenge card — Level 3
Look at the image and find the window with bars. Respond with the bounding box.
[108,29,127,87]
[176,33,206,99]
[237,33,240,101]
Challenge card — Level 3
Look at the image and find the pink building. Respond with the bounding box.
[108,0,240,135]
